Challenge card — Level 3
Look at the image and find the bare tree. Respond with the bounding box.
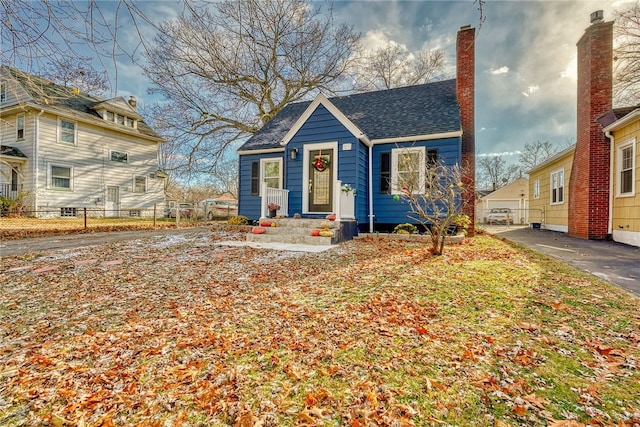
[40,57,110,97]
[614,2,640,106]
[142,0,360,174]
[518,140,564,173]
[476,155,521,191]
[396,154,471,255]
[355,44,446,90]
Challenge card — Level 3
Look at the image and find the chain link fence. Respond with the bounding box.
[476,208,544,226]
[0,204,237,239]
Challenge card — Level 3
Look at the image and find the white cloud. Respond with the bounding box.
[360,29,405,52]
[522,85,540,97]
[560,58,577,80]
[488,66,509,75]
[478,151,522,157]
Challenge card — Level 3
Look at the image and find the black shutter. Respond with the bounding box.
[380,152,390,194]
[250,161,259,195]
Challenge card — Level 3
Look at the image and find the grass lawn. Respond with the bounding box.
[0,231,638,426]
[0,217,212,240]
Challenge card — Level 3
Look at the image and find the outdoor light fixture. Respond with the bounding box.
[290,148,298,160]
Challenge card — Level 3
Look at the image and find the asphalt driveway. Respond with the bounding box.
[487,225,640,296]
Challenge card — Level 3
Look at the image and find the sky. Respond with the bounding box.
[92,1,634,161]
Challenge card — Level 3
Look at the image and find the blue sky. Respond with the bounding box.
[103,0,630,161]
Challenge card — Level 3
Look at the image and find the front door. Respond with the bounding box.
[308,149,333,213]
[105,186,120,217]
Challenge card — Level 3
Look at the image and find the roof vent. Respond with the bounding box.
[590,10,604,24]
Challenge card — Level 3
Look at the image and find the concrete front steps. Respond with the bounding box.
[245,218,358,246]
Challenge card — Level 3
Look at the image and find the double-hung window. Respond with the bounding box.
[59,119,76,145]
[133,175,146,193]
[0,82,6,103]
[391,147,425,194]
[617,139,636,196]
[50,164,73,190]
[251,158,283,196]
[16,114,24,140]
[550,169,564,204]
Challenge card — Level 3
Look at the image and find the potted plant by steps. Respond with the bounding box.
[267,202,280,218]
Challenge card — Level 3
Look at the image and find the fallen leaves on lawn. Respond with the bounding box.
[1,231,639,426]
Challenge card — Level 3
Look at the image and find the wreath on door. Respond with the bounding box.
[312,154,330,172]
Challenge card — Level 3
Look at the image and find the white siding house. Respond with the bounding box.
[0,66,164,217]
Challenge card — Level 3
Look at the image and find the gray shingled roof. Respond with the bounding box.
[238,79,460,151]
[5,66,161,141]
[0,145,27,158]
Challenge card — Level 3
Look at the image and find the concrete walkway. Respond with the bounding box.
[486,225,640,296]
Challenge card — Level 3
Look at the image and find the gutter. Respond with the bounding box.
[34,109,45,211]
[605,129,614,236]
[368,142,374,233]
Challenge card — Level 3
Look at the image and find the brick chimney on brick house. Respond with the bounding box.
[568,11,613,239]
[457,25,476,233]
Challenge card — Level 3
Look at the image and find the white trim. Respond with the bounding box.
[391,146,425,195]
[281,94,371,146]
[132,175,147,193]
[259,157,283,196]
[237,147,284,155]
[550,168,565,205]
[612,230,640,248]
[302,141,338,214]
[19,102,163,143]
[16,113,25,140]
[110,150,129,163]
[543,224,568,233]
[48,162,74,191]
[57,117,77,146]
[371,131,462,145]
[615,137,636,197]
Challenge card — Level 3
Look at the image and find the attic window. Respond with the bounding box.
[0,82,6,102]
[103,110,136,128]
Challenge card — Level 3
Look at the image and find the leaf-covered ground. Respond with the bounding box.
[1,230,638,426]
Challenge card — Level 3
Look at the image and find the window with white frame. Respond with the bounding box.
[261,158,282,191]
[110,151,128,163]
[0,82,6,102]
[617,139,636,196]
[16,114,24,140]
[133,175,146,193]
[550,169,564,204]
[58,119,76,145]
[533,179,540,199]
[50,164,73,190]
[391,147,425,194]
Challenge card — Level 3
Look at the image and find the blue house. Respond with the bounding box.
[237,25,476,234]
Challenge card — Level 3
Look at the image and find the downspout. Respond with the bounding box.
[605,129,614,236]
[368,143,374,233]
[33,110,45,212]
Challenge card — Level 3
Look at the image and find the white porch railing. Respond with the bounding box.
[261,183,289,218]
[260,181,354,220]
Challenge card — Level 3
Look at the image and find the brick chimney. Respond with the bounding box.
[568,11,613,239]
[457,25,476,233]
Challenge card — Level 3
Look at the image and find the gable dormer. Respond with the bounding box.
[90,96,142,129]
